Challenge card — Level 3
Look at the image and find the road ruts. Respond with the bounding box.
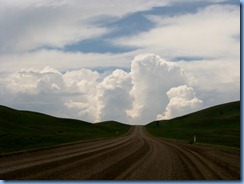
[0,126,240,180]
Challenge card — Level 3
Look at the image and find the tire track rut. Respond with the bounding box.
[0,126,240,180]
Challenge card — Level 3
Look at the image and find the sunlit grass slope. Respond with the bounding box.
[0,106,131,155]
[145,101,240,148]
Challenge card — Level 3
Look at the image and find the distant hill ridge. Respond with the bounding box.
[146,101,240,148]
[172,101,240,120]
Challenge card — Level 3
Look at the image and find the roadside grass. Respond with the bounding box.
[0,106,131,155]
[145,101,240,149]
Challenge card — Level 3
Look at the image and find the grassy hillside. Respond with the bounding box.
[145,101,240,148]
[0,106,131,155]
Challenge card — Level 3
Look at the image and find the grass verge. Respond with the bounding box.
[0,106,131,155]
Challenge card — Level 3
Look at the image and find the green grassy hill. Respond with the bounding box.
[145,101,240,148]
[0,106,131,155]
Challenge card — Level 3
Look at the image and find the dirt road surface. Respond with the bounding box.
[0,126,240,180]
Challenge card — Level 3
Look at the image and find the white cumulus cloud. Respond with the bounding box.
[96,69,133,123]
[0,54,220,125]
[157,85,203,120]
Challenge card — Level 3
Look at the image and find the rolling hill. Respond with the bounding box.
[0,106,131,155]
[145,101,240,148]
[0,101,240,154]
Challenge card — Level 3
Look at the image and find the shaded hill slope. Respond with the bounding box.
[0,106,131,155]
[145,101,240,148]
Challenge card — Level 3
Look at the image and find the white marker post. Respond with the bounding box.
[194,135,196,143]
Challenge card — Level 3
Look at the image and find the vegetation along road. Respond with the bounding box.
[0,126,240,180]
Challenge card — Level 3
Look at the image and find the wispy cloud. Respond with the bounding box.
[114,4,239,59]
[0,0,170,54]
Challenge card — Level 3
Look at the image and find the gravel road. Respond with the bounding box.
[0,126,240,180]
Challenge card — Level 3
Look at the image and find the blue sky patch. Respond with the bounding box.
[63,39,137,54]
[172,56,213,62]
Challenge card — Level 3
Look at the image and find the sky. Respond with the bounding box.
[0,0,240,125]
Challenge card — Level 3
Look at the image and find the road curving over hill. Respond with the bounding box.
[0,126,240,180]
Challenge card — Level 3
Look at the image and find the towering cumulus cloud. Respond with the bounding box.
[0,54,202,125]
[128,54,187,124]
